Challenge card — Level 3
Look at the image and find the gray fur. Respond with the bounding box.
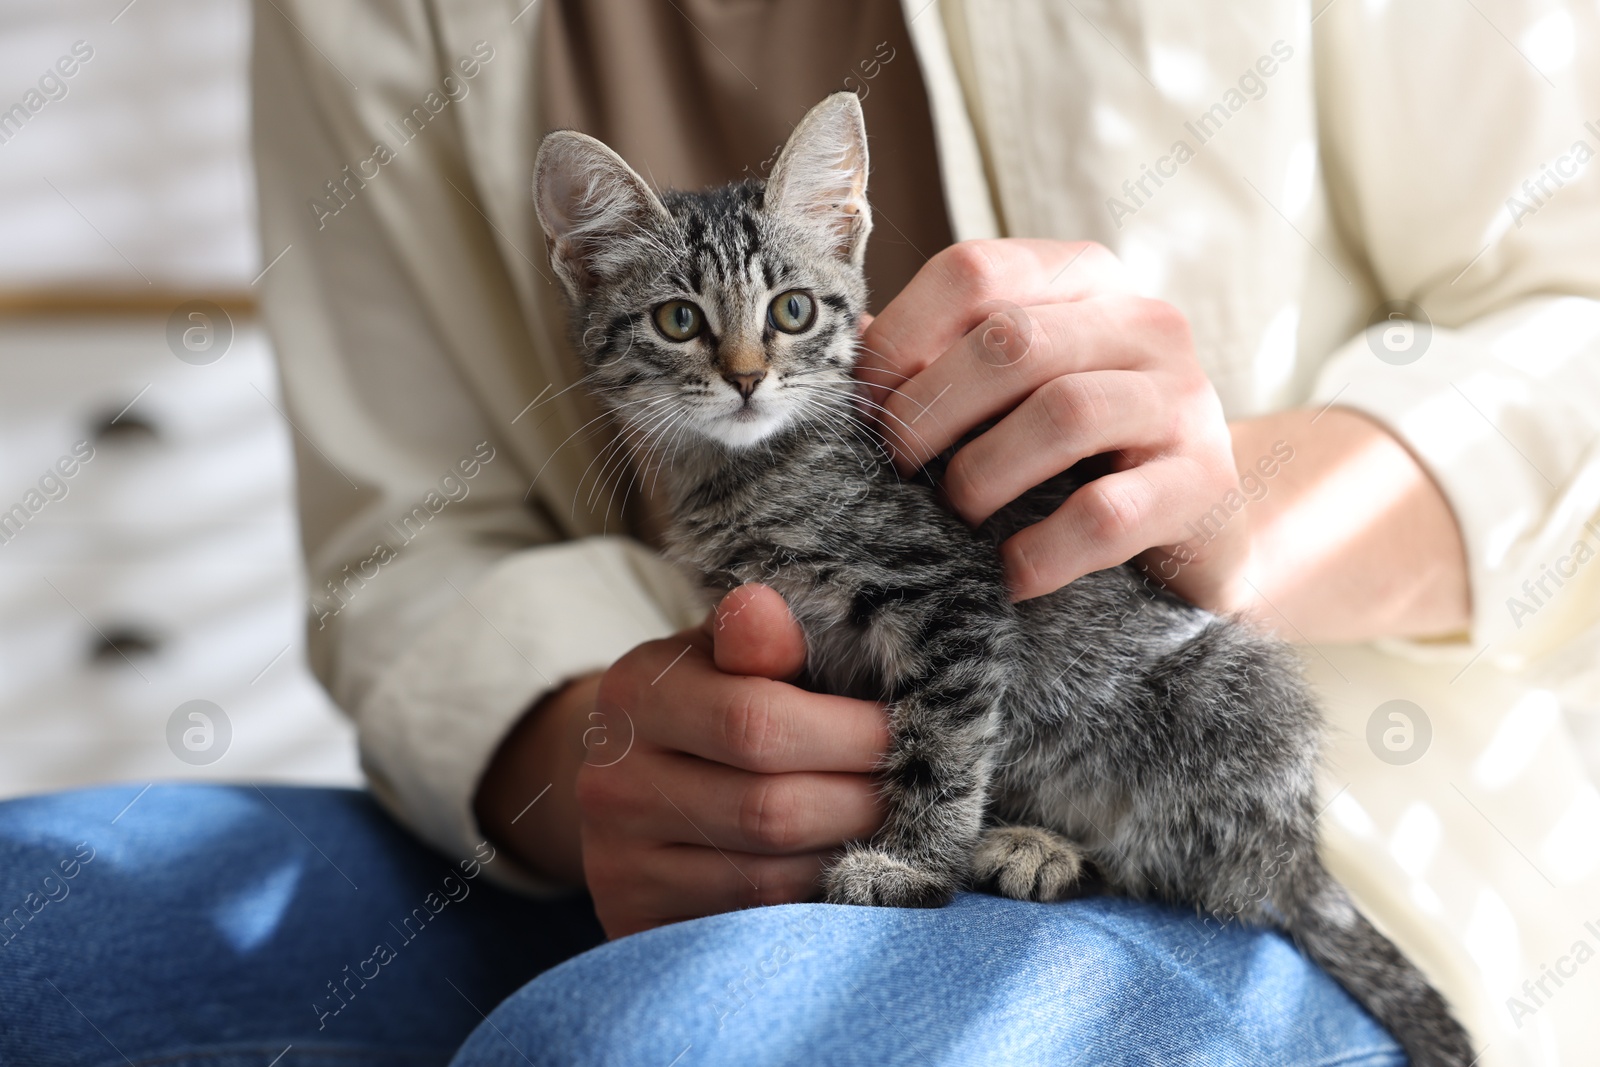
[534,92,1475,1066]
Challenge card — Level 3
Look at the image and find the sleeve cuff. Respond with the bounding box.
[354,536,703,893]
[1309,299,1600,664]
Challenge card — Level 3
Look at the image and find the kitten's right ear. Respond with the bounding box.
[534,131,670,299]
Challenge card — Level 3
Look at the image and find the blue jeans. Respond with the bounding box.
[0,785,1403,1066]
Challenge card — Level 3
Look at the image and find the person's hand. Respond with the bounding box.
[857,239,1245,609]
[575,584,888,938]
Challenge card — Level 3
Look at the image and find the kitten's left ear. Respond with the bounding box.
[766,91,872,267]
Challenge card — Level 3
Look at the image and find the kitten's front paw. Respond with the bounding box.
[823,847,954,908]
[973,826,1087,902]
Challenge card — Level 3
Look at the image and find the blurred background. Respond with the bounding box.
[0,0,361,797]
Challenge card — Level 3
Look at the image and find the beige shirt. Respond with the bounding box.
[253,4,1600,1063]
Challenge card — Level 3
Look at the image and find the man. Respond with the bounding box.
[3,1,1596,1064]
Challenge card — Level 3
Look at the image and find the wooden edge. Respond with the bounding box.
[0,290,257,317]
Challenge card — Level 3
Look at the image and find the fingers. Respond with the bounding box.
[941,370,1163,525]
[856,239,1132,413]
[710,583,806,681]
[584,836,830,937]
[657,670,888,774]
[876,295,1176,472]
[603,636,888,774]
[584,586,893,940]
[580,749,882,855]
[1001,455,1227,601]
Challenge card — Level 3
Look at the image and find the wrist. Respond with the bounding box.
[1224,406,1470,644]
[473,671,602,887]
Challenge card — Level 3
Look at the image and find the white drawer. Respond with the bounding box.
[0,313,361,796]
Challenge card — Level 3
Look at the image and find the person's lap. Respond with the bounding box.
[0,785,1402,1067]
[0,783,604,1066]
[453,891,1405,1067]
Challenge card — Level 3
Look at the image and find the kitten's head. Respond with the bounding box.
[534,91,871,450]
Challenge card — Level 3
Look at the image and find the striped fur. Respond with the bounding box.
[534,92,1474,1066]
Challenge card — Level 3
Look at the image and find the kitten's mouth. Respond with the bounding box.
[696,390,790,449]
[724,383,767,420]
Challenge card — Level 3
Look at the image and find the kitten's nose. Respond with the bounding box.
[723,370,765,400]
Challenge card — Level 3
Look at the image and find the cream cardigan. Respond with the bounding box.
[252,3,1600,1062]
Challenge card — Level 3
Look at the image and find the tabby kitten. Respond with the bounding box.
[534,92,1474,1066]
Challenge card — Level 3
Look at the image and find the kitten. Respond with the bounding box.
[534,92,1474,1066]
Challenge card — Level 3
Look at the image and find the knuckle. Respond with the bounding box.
[573,763,626,817]
[977,305,1041,373]
[1078,480,1145,546]
[1130,370,1169,414]
[594,667,633,715]
[720,683,785,770]
[1206,461,1243,505]
[1158,374,1221,453]
[941,451,979,512]
[1132,297,1192,347]
[1003,537,1048,599]
[866,328,914,386]
[936,240,1007,299]
[1167,410,1192,456]
[1179,375,1223,430]
[1036,375,1104,441]
[738,778,800,852]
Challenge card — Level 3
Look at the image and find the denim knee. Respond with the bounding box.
[451,893,1404,1067]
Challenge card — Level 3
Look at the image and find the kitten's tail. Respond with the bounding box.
[1282,861,1476,1067]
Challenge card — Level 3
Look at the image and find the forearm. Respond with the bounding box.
[1226,406,1470,645]
[474,673,600,888]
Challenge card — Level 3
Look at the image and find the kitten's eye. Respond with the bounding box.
[768,290,816,334]
[653,300,704,342]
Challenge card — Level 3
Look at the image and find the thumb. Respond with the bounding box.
[708,583,807,681]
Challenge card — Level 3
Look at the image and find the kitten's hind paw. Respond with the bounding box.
[823,847,954,908]
[973,826,1087,902]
